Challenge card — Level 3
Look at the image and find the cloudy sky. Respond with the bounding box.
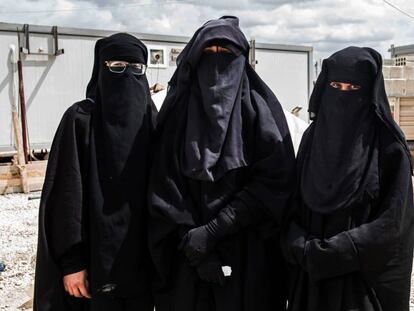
[0,0,413,61]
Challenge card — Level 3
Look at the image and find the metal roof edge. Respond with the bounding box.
[388,44,414,54]
[0,21,191,43]
[0,21,313,52]
[255,42,313,53]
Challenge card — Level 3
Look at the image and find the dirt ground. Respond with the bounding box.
[0,192,413,311]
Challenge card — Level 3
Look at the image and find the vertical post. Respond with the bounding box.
[390,44,395,59]
[249,38,256,70]
[10,44,29,193]
[394,97,401,124]
[17,60,29,164]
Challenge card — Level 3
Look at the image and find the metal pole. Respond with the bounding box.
[17,59,29,164]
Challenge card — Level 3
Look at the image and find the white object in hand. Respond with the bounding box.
[222,266,232,277]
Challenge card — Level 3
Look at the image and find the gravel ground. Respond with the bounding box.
[0,192,39,311]
[0,192,414,310]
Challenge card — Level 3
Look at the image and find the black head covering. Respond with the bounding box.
[301,46,410,214]
[87,33,150,183]
[158,16,251,181]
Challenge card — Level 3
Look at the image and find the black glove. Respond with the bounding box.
[179,207,239,266]
[305,232,359,283]
[285,222,308,269]
[196,252,225,286]
[179,225,217,266]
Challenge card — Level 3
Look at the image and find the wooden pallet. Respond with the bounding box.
[0,160,46,194]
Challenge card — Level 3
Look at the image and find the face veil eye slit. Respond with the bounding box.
[203,45,233,54]
[329,81,362,91]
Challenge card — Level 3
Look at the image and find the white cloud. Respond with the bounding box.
[0,0,414,61]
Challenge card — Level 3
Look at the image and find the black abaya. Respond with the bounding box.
[284,47,414,311]
[34,33,155,311]
[148,16,296,311]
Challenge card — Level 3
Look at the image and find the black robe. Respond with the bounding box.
[148,16,296,311]
[284,47,414,311]
[34,33,155,311]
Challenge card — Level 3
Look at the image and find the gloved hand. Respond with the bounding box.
[196,252,225,286]
[179,207,239,266]
[179,225,217,266]
[304,232,359,283]
[285,222,308,269]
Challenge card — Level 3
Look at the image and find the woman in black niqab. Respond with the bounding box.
[284,46,414,311]
[148,16,296,311]
[34,33,155,311]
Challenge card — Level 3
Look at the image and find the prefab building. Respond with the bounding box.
[385,44,414,142]
[0,22,313,154]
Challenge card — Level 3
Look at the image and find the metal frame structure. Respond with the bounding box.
[0,22,313,97]
[389,44,414,58]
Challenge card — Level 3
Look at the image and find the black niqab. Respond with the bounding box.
[183,44,247,181]
[157,17,252,182]
[301,47,381,214]
[88,33,149,183]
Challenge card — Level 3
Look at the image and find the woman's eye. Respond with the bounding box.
[218,47,232,54]
[330,82,340,89]
[350,84,361,90]
[110,61,127,67]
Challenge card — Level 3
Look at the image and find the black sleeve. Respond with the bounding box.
[58,243,86,276]
[304,141,414,282]
[42,103,90,263]
[34,102,90,311]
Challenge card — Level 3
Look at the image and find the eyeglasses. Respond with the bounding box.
[105,61,147,75]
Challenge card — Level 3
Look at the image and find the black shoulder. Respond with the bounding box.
[380,124,408,155]
[301,122,314,141]
[298,122,315,152]
[379,124,412,175]
[65,99,93,117]
[60,100,93,125]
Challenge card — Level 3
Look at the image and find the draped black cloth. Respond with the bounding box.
[34,33,155,311]
[284,47,414,311]
[149,16,296,311]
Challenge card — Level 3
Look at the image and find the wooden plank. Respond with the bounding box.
[0,176,44,194]
[394,97,400,124]
[0,161,47,194]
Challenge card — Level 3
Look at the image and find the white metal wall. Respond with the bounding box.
[0,32,185,151]
[0,28,311,151]
[0,32,19,151]
[255,49,310,120]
